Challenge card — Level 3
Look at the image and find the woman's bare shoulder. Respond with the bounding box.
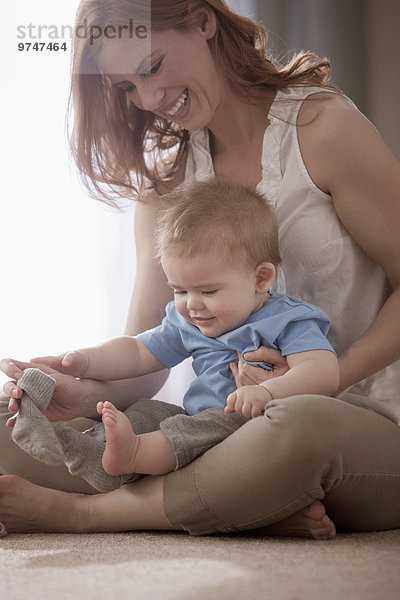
[297,90,357,127]
[297,90,381,193]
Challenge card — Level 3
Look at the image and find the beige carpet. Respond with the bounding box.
[1,529,399,600]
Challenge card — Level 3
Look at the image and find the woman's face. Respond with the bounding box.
[96,17,225,131]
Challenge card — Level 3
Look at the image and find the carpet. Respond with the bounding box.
[2,529,400,600]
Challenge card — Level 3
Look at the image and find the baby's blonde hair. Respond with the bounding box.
[155,178,281,268]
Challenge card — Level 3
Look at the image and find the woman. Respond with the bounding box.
[1,0,400,538]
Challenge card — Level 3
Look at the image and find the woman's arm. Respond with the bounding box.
[102,186,177,400]
[126,189,174,335]
[298,92,400,393]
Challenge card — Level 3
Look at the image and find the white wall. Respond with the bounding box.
[256,0,400,159]
[1,2,136,388]
[366,0,400,160]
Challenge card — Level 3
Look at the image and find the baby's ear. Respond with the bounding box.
[255,262,275,293]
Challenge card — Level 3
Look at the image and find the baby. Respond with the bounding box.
[12,178,339,491]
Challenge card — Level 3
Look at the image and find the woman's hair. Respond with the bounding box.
[69,0,333,205]
[155,177,281,269]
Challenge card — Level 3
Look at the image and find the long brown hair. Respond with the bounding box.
[69,0,333,205]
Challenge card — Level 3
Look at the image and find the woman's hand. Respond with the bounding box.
[0,357,97,426]
[229,347,289,388]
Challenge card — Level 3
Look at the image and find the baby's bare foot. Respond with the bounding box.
[255,500,336,540]
[97,401,140,476]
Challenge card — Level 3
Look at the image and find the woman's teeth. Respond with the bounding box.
[167,89,188,117]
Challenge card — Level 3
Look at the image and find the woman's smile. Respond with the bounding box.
[165,88,189,119]
[96,24,223,131]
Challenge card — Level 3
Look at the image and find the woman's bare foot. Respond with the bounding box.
[255,500,336,540]
[0,473,174,534]
[0,475,88,533]
[97,401,140,476]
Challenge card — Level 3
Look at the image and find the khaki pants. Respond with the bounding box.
[1,393,400,534]
[163,395,400,535]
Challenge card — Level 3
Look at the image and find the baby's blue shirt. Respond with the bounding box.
[138,293,334,415]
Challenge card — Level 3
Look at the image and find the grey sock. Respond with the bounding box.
[54,397,186,491]
[11,369,187,492]
[11,368,131,491]
[12,368,65,465]
[53,422,137,493]
[60,398,186,492]
[11,368,138,491]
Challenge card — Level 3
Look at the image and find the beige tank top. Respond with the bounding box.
[185,86,400,425]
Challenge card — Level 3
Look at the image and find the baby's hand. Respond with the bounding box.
[31,350,88,378]
[225,385,272,419]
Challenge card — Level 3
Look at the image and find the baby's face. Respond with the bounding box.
[162,253,267,337]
